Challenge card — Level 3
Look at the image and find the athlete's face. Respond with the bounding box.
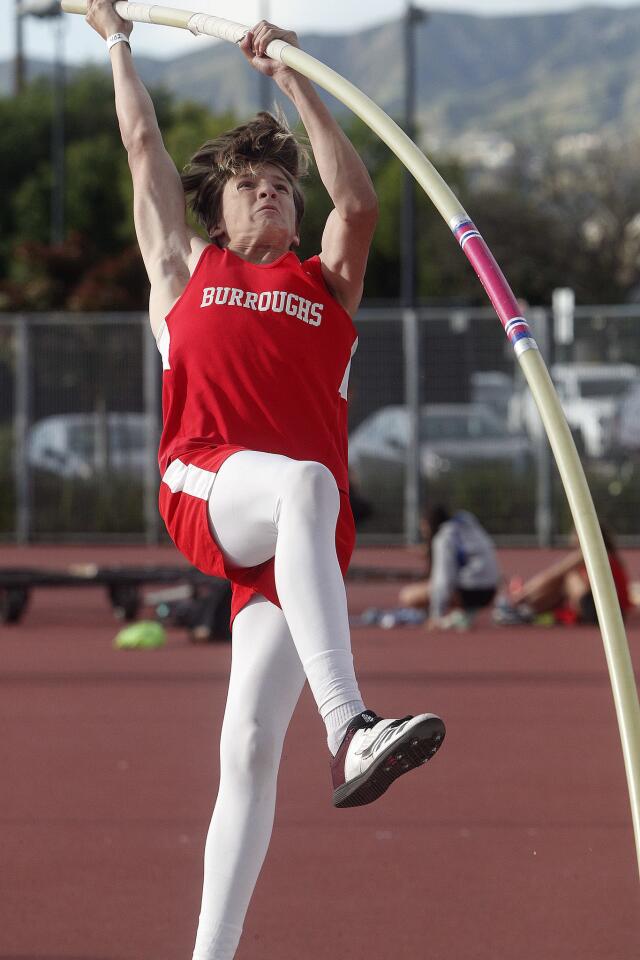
[212,163,299,251]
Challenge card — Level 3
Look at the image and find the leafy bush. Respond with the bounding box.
[31,472,144,535]
[358,462,536,538]
[0,424,15,534]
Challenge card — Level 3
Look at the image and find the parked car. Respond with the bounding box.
[27,413,151,479]
[349,403,531,487]
[612,383,640,454]
[509,363,639,458]
[470,370,514,427]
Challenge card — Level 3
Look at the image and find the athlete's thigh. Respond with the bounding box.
[207,449,294,567]
[222,594,305,746]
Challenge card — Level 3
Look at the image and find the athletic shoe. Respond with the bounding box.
[438,609,475,631]
[492,598,534,625]
[330,710,445,808]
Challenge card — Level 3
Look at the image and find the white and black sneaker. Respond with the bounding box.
[330,710,445,808]
[492,597,534,625]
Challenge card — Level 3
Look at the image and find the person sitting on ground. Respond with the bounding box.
[494,524,631,625]
[399,504,499,628]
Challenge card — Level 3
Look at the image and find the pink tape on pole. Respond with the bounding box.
[452,218,538,357]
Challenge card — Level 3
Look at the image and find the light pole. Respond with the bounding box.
[16,0,66,245]
[14,0,26,94]
[401,2,427,308]
[401,3,427,544]
[258,0,270,111]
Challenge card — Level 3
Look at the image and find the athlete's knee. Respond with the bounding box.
[279,459,339,520]
[220,719,282,785]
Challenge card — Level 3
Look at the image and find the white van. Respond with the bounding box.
[510,363,638,457]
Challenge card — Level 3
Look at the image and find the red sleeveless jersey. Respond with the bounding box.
[156,245,357,492]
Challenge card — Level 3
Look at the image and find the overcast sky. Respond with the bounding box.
[4,0,640,65]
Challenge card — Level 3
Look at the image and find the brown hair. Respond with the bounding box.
[181,111,309,242]
[422,503,452,577]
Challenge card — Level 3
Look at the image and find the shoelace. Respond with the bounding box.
[356,715,413,757]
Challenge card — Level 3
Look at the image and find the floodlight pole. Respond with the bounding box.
[258,0,270,111]
[15,0,26,94]
[402,3,427,308]
[16,0,66,245]
[402,4,427,544]
[51,12,66,245]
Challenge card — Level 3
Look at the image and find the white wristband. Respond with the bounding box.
[107,33,130,52]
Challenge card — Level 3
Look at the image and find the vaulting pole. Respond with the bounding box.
[61,0,640,878]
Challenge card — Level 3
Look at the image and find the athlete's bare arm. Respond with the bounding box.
[85,0,206,336]
[240,22,379,316]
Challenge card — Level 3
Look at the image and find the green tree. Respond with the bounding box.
[5,70,640,310]
[0,79,52,269]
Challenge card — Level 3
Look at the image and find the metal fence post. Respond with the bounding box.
[531,306,553,546]
[14,314,30,544]
[142,318,161,544]
[403,308,421,543]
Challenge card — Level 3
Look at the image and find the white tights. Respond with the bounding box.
[191,451,365,960]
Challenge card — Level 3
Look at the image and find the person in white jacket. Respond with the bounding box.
[399,505,499,627]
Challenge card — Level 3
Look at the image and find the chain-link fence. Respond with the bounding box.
[0,313,161,544]
[2,304,640,544]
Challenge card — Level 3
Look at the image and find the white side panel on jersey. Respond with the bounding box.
[156,321,171,371]
[162,458,216,501]
[338,337,359,400]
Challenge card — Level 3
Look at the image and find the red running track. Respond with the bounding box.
[1,545,639,960]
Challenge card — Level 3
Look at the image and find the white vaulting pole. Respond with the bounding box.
[61,0,640,878]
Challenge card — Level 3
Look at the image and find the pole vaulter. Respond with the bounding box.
[61,0,640,879]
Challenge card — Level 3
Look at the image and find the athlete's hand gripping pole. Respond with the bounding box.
[62,0,640,880]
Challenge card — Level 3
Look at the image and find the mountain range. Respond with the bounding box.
[4,4,640,159]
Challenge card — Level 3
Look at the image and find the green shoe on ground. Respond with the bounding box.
[114,621,167,650]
